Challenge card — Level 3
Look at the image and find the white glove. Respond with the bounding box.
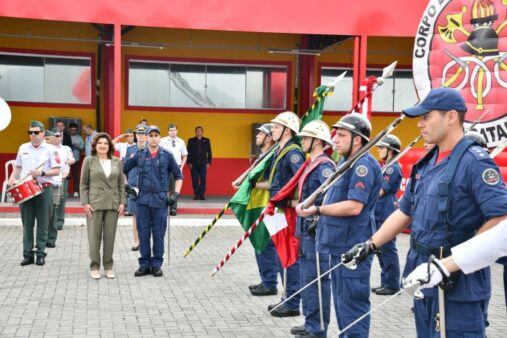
[402,258,450,295]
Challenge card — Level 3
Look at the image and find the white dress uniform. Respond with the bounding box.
[160,136,188,166]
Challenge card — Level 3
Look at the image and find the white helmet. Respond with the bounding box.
[298,120,333,146]
[271,111,300,134]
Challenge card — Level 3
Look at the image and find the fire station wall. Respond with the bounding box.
[0,18,99,192]
[120,27,300,196]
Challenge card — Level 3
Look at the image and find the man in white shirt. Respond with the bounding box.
[9,121,61,266]
[160,123,188,216]
[113,129,136,160]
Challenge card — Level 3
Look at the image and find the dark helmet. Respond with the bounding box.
[464,131,487,148]
[332,113,371,142]
[378,134,401,152]
[256,123,273,137]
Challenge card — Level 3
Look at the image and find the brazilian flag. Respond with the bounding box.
[299,85,330,130]
[229,149,275,254]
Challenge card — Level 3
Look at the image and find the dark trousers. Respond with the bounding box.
[255,239,279,289]
[71,162,80,193]
[190,165,207,198]
[168,173,177,211]
[277,252,301,310]
[136,204,168,269]
[20,187,52,258]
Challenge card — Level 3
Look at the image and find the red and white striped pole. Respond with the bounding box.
[211,207,267,276]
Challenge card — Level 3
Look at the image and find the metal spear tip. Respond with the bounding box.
[380,61,397,81]
[326,71,347,89]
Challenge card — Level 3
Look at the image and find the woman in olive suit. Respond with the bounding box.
[80,133,125,279]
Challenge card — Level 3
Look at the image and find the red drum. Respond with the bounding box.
[6,177,43,204]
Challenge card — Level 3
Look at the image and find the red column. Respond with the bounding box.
[352,35,368,114]
[298,35,315,116]
[103,24,121,136]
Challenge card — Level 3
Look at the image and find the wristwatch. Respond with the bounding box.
[41,170,46,177]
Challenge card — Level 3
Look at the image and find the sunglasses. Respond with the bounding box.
[28,131,42,135]
[172,140,176,147]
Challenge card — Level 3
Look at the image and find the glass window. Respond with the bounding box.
[0,53,92,104]
[320,68,353,111]
[128,60,287,110]
[367,69,418,112]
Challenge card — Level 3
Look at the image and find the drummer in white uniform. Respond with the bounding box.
[8,121,61,266]
[46,128,75,247]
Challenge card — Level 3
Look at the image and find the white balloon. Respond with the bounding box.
[0,97,11,131]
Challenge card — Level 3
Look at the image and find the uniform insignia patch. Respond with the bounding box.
[355,181,366,190]
[482,168,500,185]
[322,168,332,178]
[385,167,393,175]
[291,154,301,164]
[356,165,368,177]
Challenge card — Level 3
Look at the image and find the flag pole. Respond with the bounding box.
[183,203,229,257]
[211,208,267,276]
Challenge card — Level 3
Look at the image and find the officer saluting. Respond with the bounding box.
[298,113,382,337]
[292,120,335,338]
[8,120,61,266]
[123,125,182,277]
[343,88,507,337]
[371,134,403,296]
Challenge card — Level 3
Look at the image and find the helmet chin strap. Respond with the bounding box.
[275,126,286,143]
[308,138,316,153]
[345,134,354,159]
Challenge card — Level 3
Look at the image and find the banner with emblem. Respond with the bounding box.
[413,0,507,147]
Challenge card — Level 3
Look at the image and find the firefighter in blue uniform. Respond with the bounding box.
[252,111,305,317]
[342,88,507,337]
[298,113,382,337]
[123,125,183,277]
[292,120,335,338]
[371,134,402,296]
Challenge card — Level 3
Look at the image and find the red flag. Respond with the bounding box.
[264,158,310,268]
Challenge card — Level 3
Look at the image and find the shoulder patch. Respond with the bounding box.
[291,154,301,164]
[385,167,393,175]
[322,168,332,178]
[356,165,368,177]
[482,168,500,186]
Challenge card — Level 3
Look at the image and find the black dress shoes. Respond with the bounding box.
[20,257,34,266]
[46,243,56,248]
[36,256,45,266]
[371,286,382,292]
[249,283,262,291]
[270,304,300,317]
[152,268,163,277]
[374,287,400,296]
[135,268,151,277]
[170,209,177,216]
[251,285,277,296]
[131,245,140,251]
[291,325,307,335]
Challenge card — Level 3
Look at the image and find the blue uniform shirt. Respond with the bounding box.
[316,153,382,255]
[266,139,305,197]
[374,161,402,222]
[125,144,143,187]
[123,147,183,208]
[399,141,507,301]
[295,155,335,239]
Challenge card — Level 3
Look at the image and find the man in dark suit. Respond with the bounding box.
[187,126,212,200]
[55,120,74,151]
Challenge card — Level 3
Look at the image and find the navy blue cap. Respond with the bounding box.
[146,125,161,135]
[403,88,467,117]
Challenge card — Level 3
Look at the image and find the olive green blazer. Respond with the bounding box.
[80,155,126,210]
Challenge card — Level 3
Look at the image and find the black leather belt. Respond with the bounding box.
[410,238,450,257]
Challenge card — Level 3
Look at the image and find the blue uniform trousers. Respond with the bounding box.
[300,237,331,336]
[375,219,400,289]
[255,239,278,289]
[136,204,167,269]
[413,296,486,337]
[277,253,301,310]
[331,253,372,338]
[190,165,207,198]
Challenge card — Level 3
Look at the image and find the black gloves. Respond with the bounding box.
[341,240,378,269]
[125,185,138,200]
[168,192,180,207]
[307,218,318,237]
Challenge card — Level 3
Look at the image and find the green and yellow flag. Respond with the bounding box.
[229,148,275,254]
[299,85,330,130]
